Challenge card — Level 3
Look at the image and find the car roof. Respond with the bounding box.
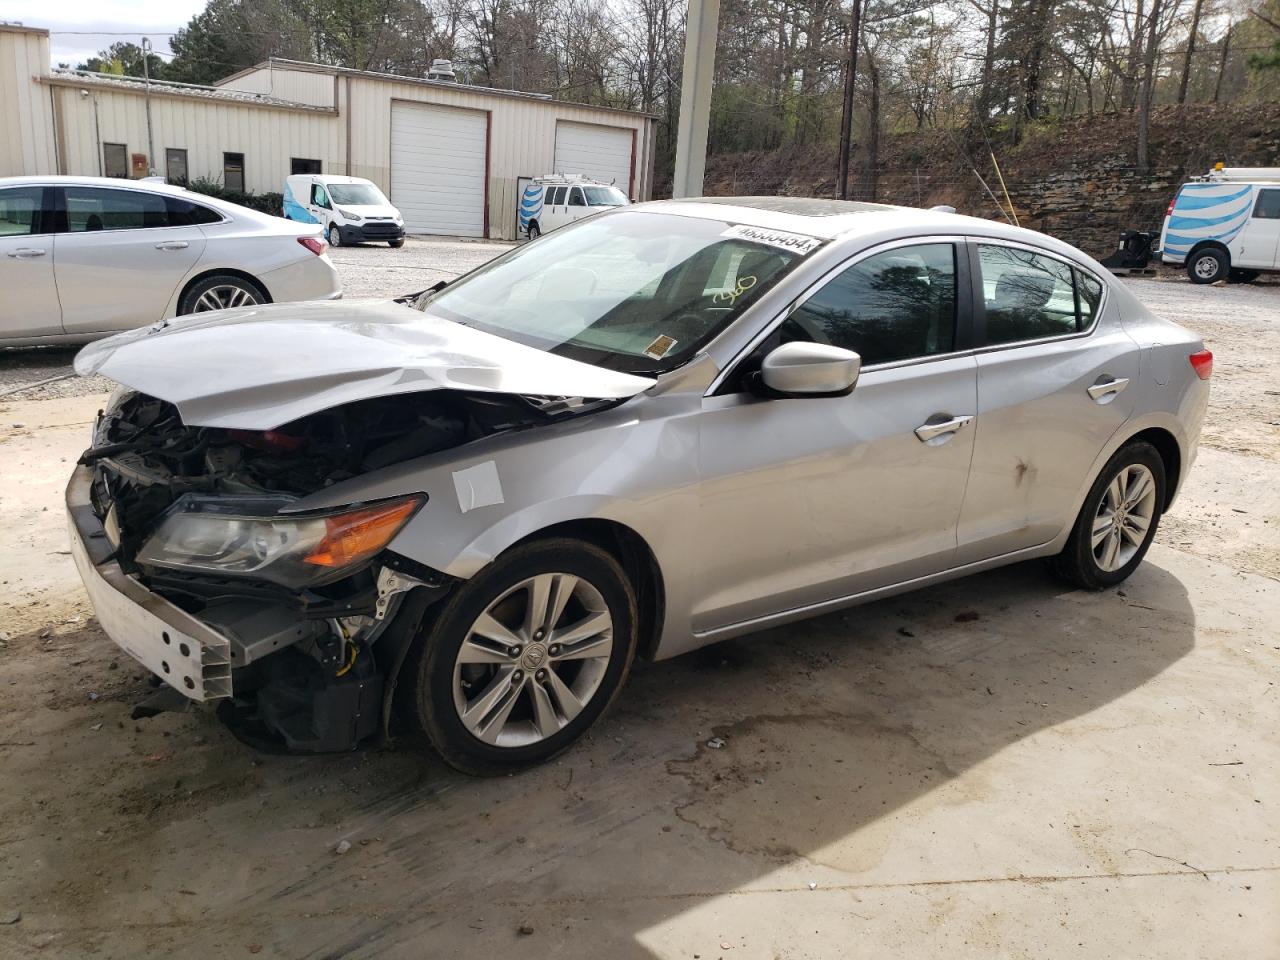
[633,196,1103,269]
[0,174,193,194]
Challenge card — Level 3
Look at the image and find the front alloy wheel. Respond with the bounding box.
[406,538,638,774]
[453,573,614,746]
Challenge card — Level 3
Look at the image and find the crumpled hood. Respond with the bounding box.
[75,299,654,430]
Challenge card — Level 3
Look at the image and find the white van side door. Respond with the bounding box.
[1234,188,1280,269]
[567,187,590,224]
[309,181,333,225]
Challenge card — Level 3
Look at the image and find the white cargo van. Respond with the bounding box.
[284,174,405,248]
[1159,165,1280,283]
[518,175,628,239]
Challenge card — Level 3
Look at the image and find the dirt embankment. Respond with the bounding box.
[677,103,1280,258]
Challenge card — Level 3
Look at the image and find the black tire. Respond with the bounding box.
[1228,268,1259,284]
[404,538,639,776]
[389,238,405,248]
[1050,441,1166,590]
[1187,248,1227,284]
[327,223,342,247]
[527,221,541,240]
[177,273,268,315]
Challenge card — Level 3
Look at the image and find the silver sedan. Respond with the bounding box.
[68,197,1210,774]
[0,175,340,347]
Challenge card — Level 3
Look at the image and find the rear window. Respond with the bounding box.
[166,196,223,226]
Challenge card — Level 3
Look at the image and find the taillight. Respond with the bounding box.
[1165,196,1177,218]
[1189,349,1213,380]
[297,236,325,256]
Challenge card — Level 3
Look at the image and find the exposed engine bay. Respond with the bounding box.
[78,388,607,752]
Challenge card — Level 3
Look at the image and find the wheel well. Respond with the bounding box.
[1185,240,1229,265]
[1126,427,1182,510]
[178,268,272,310]
[513,519,666,660]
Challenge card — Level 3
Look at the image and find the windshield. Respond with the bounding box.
[584,186,627,206]
[417,210,817,374]
[328,183,386,206]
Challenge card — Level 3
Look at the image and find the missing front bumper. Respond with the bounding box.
[67,465,233,702]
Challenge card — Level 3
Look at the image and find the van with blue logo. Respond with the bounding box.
[283,174,405,249]
[1160,166,1280,284]
[519,175,628,239]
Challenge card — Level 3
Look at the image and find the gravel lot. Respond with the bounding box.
[0,243,1276,959]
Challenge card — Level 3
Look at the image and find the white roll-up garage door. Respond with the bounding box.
[390,102,487,237]
[553,121,634,195]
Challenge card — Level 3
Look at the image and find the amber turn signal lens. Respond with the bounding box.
[303,497,421,568]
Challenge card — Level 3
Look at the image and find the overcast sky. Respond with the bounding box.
[3,0,207,66]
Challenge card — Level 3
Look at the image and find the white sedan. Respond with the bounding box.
[0,175,341,347]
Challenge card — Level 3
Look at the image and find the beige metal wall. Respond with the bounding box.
[218,67,336,109]
[0,28,57,177]
[344,74,649,239]
[52,85,340,193]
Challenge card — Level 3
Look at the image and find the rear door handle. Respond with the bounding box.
[915,414,974,443]
[154,241,190,251]
[6,247,46,259]
[1087,377,1130,403]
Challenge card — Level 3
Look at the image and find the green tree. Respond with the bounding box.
[77,42,168,79]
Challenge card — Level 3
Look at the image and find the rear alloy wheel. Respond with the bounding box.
[406,538,638,775]
[1187,248,1227,284]
[328,223,342,247]
[1051,441,1165,590]
[527,221,541,240]
[178,274,266,315]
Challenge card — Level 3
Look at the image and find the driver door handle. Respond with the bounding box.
[915,415,974,443]
[154,240,190,251]
[6,247,46,259]
[1087,377,1130,403]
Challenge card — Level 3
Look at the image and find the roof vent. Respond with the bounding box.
[427,59,457,82]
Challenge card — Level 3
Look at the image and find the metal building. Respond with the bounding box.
[0,24,657,240]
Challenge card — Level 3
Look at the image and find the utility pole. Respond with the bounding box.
[142,36,156,177]
[672,0,720,198]
[836,0,863,200]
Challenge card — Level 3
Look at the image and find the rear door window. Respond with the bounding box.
[0,186,46,236]
[1254,189,1280,219]
[976,244,1080,344]
[63,187,169,232]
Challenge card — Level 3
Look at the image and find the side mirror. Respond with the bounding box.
[760,341,860,397]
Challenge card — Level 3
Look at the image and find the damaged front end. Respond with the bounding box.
[68,388,588,752]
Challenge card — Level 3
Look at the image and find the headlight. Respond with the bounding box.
[338,207,361,221]
[136,494,422,588]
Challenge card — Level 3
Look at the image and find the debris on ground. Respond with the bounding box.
[0,910,19,924]
[706,737,726,749]
[334,840,351,855]
[517,923,535,936]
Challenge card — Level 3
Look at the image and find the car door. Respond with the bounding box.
[567,186,589,224]
[54,184,206,335]
[955,240,1139,563]
[1233,188,1280,269]
[0,184,62,340]
[694,240,978,632]
[310,181,333,224]
[541,186,566,231]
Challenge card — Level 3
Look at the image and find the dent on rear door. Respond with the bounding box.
[956,307,1140,564]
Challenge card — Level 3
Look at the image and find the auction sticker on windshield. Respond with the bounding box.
[720,224,822,255]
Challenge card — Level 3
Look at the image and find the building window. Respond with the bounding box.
[291,157,322,175]
[165,148,188,186]
[223,152,245,193]
[103,143,128,179]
